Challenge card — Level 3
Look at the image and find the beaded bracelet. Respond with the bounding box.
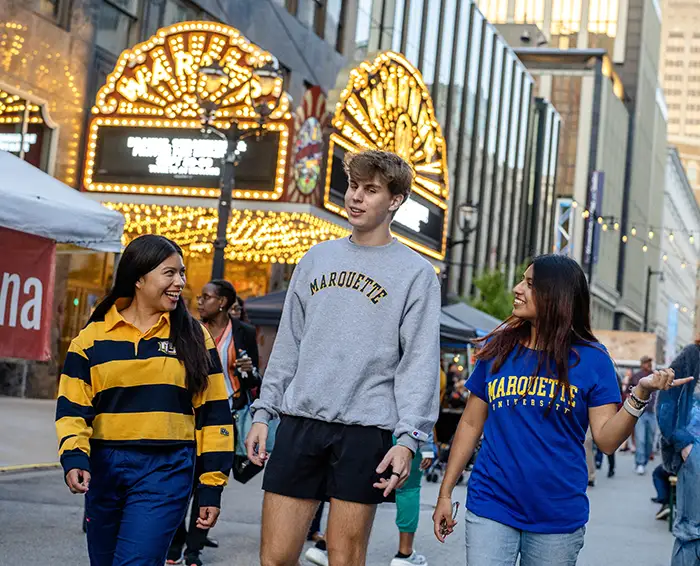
[629,391,652,408]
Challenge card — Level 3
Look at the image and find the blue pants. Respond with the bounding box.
[465,510,585,565]
[652,464,671,504]
[85,445,195,566]
[635,411,657,467]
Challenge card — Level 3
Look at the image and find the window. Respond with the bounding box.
[690,61,700,68]
[295,0,324,34]
[667,46,685,53]
[324,0,345,51]
[355,0,377,59]
[514,0,546,28]
[688,163,697,184]
[35,0,72,28]
[162,0,201,27]
[391,0,406,52]
[421,0,442,86]
[405,0,424,67]
[96,0,141,55]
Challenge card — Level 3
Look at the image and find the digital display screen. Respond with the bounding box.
[92,126,280,193]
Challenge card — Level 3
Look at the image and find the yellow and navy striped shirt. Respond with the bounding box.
[56,304,233,507]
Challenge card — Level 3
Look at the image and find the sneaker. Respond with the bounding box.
[305,541,329,566]
[390,551,428,566]
[608,468,615,478]
[183,555,202,566]
[636,465,646,475]
[165,560,183,565]
[656,504,671,521]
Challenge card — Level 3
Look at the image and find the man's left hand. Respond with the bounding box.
[196,506,221,529]
[236,357,254,373]
[420,457,434,471]
[373,445,413,497]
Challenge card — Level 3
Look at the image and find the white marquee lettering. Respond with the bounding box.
[126,136,228,177]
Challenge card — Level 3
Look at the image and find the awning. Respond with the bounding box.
[442,302,502,337]
[246,289,478,345]
[0,151,124,252]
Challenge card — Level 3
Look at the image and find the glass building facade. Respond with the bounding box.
[354,0,558,295]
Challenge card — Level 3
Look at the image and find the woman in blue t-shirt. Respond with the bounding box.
[432,255,688,565]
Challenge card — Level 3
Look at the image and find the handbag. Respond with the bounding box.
[231,393,279,484]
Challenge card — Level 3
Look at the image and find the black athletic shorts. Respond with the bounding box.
[262,415,396,505]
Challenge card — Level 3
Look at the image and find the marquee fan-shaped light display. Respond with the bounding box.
[83,21,292,200]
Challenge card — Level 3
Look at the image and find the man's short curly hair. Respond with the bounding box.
[343,150,414,203]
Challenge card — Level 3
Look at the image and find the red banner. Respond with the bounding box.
[0,226,56,361]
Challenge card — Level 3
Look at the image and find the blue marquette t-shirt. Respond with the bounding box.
[466,343,621,534]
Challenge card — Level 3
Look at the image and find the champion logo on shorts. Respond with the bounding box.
[412,430,421,438]
[220,428,230,436]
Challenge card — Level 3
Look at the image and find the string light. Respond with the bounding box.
[648,230,654,240]
[631,227,637,236]
[642,244,648,252]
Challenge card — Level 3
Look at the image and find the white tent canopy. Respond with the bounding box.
[0,151,124,252]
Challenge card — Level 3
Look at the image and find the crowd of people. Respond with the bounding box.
[54,148,699,566]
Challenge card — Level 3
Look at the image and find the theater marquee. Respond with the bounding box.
[82,21,292,200]
[324,51,450,260]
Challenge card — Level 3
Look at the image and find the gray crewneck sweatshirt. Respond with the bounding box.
[251,236,441,453]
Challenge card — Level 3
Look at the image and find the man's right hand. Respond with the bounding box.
[66,469,91,494]
[245,422,269,466]
[682,444,693,462]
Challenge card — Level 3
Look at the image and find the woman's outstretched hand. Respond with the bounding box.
[433,497,456,543]
[638,368,692,392]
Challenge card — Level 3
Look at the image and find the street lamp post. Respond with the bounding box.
[643,267,664,332]
[442,202,479,305]
[198,60,283,280]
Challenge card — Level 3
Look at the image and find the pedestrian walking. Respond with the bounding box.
[389,437,436,566]
[167,279,260,565]
[657,338,700,565]
[630,355,657,474]
[651,464,672,520]
[432,255,688,565]
[55,235,233,566]
[246,149,441,566]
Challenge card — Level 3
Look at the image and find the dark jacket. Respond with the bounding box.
[658,345,700,474]
[230,317,259,370]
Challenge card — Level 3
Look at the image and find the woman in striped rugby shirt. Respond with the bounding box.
[55,235,233,566]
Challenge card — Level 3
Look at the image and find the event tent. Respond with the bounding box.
[0,151,124,252]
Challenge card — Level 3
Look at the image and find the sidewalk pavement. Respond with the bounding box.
[0,396,59,470]
[0,395,677,564]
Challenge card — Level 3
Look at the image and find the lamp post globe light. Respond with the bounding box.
[197,57,284,280]
[442,202,479,305]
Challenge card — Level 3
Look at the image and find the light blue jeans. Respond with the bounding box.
[465,510,585,565]
[635,411,657,467]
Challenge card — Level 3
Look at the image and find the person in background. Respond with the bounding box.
[56,235,232,566]
[168,280,260,566]
[651,464,672,521]
[631,356,657,474]
[230,296,250,324]
[658,337,700,565]
[389,438,437,566]
[595,371,624,478]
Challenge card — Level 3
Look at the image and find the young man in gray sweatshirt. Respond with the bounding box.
[246,149,441,566]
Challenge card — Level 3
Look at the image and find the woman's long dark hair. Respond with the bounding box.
[475,255,599,409]
[90,235,210,395]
